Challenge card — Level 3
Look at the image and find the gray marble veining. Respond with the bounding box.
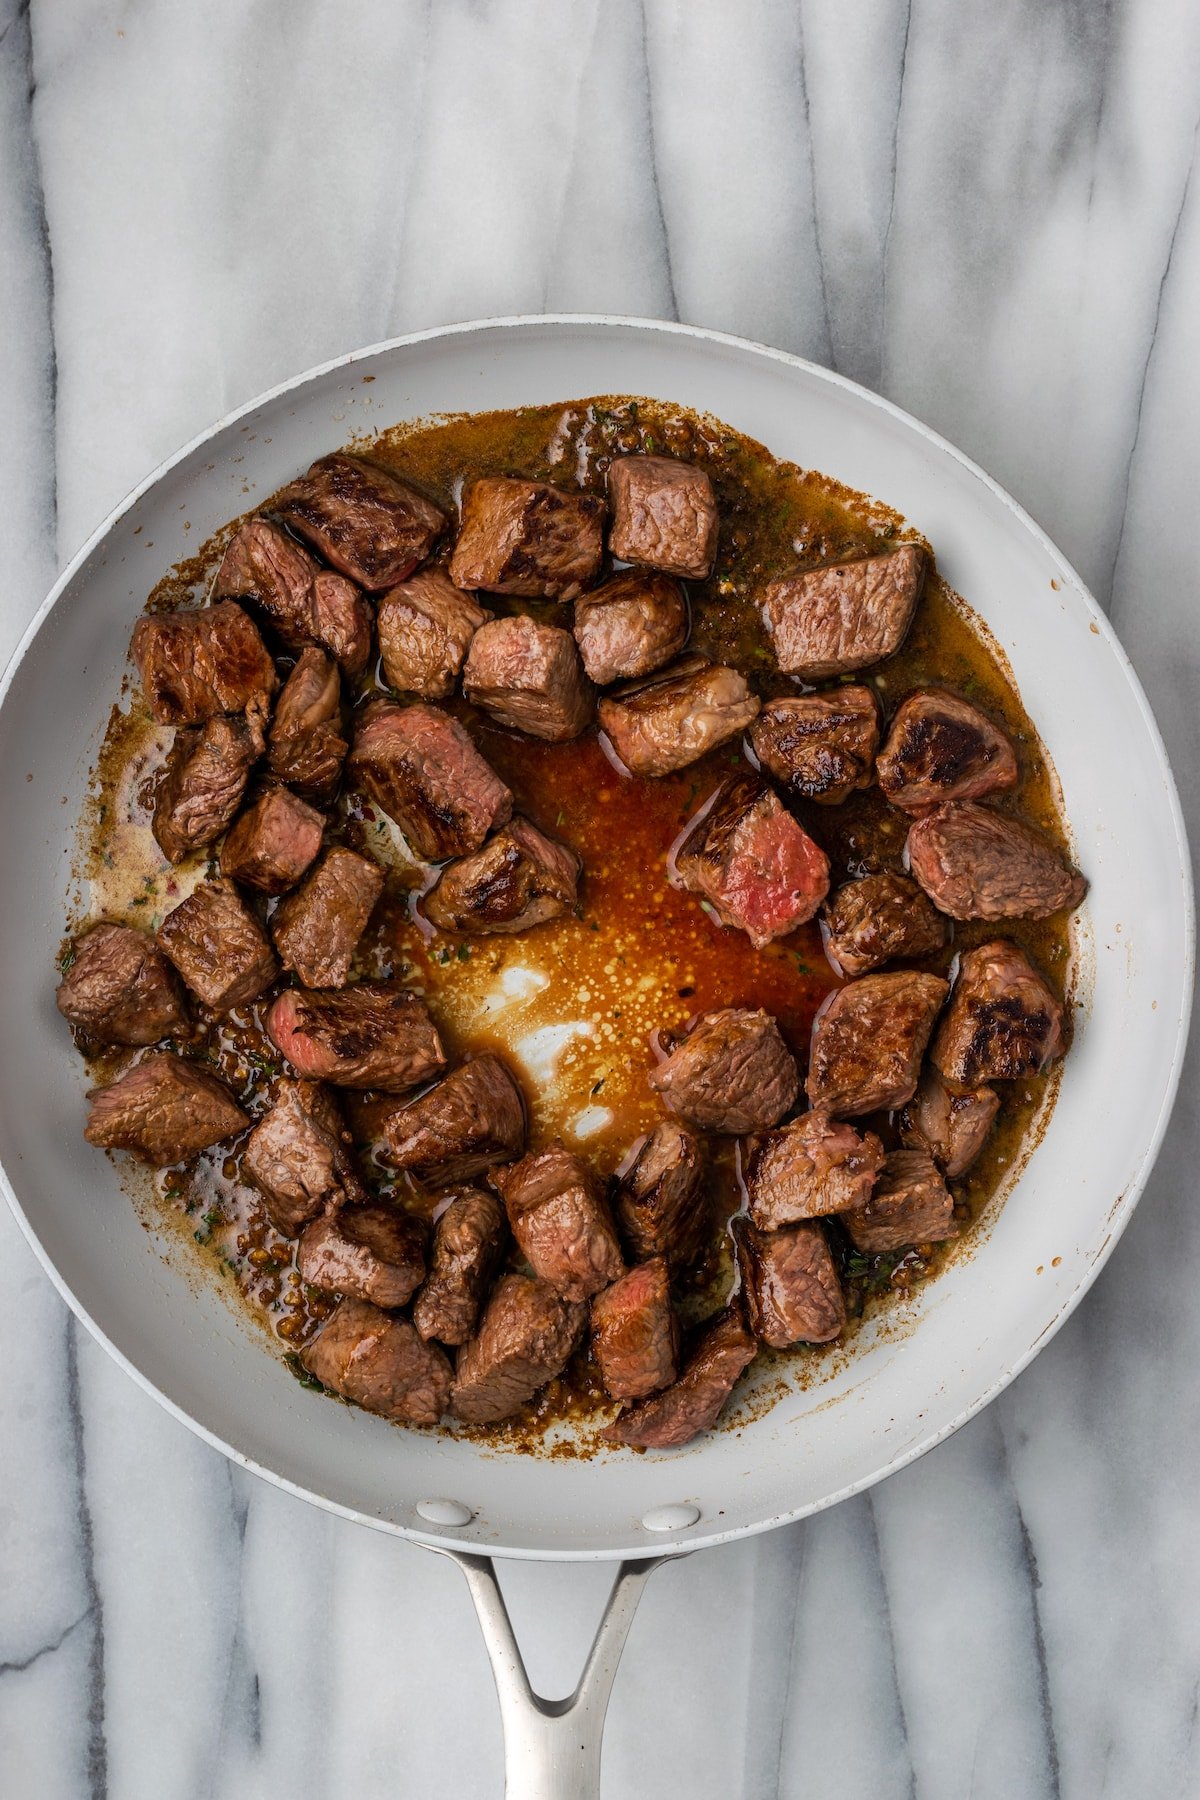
[2,2,1198,1795]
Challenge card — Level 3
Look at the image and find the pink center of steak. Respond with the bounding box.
[718,806,830,941]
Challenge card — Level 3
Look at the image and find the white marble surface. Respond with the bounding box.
[2,1,1199,1794]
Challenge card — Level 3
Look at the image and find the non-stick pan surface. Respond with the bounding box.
[0,318,1190,1561]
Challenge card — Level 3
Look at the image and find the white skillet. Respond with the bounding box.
[0,318,1190,1797]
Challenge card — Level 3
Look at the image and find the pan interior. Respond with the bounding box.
[0,318,1189,1558]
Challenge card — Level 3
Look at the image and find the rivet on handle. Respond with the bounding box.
[640,1503,700,1531]
[417,1497,475,1527]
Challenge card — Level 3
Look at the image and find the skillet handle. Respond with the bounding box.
[430,1547,665,1799]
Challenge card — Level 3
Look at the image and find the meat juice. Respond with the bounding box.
[73,396,1076,1448]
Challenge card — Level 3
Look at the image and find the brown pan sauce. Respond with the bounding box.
[75,397,1076,1449]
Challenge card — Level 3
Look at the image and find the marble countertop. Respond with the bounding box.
[3,2,1199,1795]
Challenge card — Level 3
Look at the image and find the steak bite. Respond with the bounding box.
[650,1007,799,1135]
[492,1144,624,1302]
[606,455,719,580]
[878,688,1018,812]
[301,1298,452,1425]
[598,655,760,777]
[267,649,347,802]
[449,476,605,601]
[298,1203,427,1309]
[131,602,277,727]
[907,802,1087,921]
[377,566,490,699]
[735,1218,846,1348]
[674,771,830,949]
[242,1078,368,1235]
[842,1148,956,1253]
[931,939,1065,1091]
[153,711,264,865]
[763,543,927,678]
[266,983,446,1093]
[451,1273,587,1423]
[270,847,384,989]
[745,1110,885,1227]
[807,971,949,1117]
[748,688,879,806]
[156,878,278,1011]
[606,1305,756,1449]
[573,570,688,685]
[901,1068,1000,1179]
[412,1188,508,1346]
[822,873,947,977]
[613,1119,708,1268]
[220,784,325,894]
[348,701,513,862]
[85,1053,247,1164]
[422,816,580,937]
[272,453,446,591]
[56,922,188,1048]
[213,517,371,677]
[386,1055,526,1185]
[590,1258,679,1400]
[462,615,595,742]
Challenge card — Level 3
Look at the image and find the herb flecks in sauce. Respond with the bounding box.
[77,396,1074,1453]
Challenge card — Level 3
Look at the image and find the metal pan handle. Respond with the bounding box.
[431,1547,666,1799]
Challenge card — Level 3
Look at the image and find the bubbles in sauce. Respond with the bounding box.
[72,394,1075,1452]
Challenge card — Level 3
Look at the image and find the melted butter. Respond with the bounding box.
[71,393,1078,1456]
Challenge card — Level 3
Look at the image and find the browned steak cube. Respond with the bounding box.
[272,453,446,591]
[606,455,719,579]
[492,1144,624,1302]
[213,517,372,676]
[749,688,879,805]
[385,1055,526,1185]
[270,847,384,988]
[650,1007,799,1135]
[598,655,760,777]
[412,1188,508,1346]
[153,711,265,865]
[590,1258,679,1400]
[267,649,347,802]
[422,816,580,936]
[877,688,1019,812]
[451,1274,587,1423]
[807,971,947,1117]
[156,878,278,1011]
[298,1202,426,1308]
[613,1119,708,1268]
[900,1068,1000,1178]
[931,940,1065,1091]
[605,1305,756,1449]
[131,602,277,726]
[763,544,927,678]
[85,1052,247,1164]
[462,615,595,742]
[348,701,513,862]
[266,983,446,1093]
[735,1218,846,1348]
[745,1109,884,1227]
[241,1078,367,1234]
[56,922,188,1048]
[907,802,1087,921]
[822,873,947,977]
[377,566,491,698]
[301,1298,452,1424]
[674,771,830,948]
[573,570,688,685]
[842,1148,956,1253]
[220,784,325,894]
[449,477,605,601]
